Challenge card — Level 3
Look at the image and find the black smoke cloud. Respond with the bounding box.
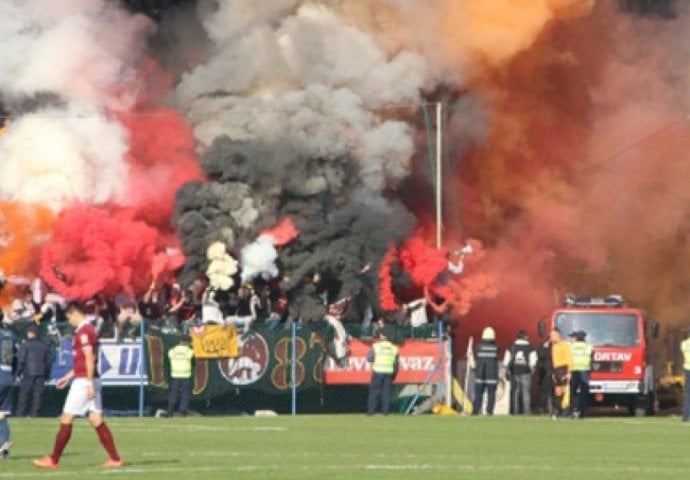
[173,135,416,320]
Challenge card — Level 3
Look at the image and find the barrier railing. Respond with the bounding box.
[5,319,451,417]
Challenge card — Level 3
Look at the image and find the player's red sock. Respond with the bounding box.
[95,423,120,461]
[51,423,72,464]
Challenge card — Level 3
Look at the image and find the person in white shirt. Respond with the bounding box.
[10,291,36,324]
[404,299,428,327]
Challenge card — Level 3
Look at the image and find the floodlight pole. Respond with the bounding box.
[435,102,443,250]
[434,103,453,408]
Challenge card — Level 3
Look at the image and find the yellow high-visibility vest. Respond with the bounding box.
[681,338,690,371]
[372,341,399,375]
[571,341,593,371]
[168,345,194,379]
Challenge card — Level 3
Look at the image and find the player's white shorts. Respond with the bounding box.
[63,378,103,416]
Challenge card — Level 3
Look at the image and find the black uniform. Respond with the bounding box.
[535,340,553,415]
[16,337,52,417]
[473,341,499,415]
[507,339,534,415]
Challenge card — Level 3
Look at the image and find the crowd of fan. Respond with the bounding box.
[0,244,472,344]
[1,276,289,340]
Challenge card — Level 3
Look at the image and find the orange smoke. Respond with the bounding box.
[338,0,594,81]
[436,0,594,71]
[0,203,53,305]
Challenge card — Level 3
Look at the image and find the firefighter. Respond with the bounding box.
[569,331,593,419]
[366,327,399,416]
[550,328,573,419]
[681,329,690,422]
[472,327,499,415]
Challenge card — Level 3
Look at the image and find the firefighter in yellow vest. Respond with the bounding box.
[681,330,690,422]
[167,336,194,417]
[570,331,593,419]
[367,325,399,415]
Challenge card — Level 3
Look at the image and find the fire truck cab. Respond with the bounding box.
[543,295,658,416]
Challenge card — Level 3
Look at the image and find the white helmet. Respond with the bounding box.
[481,327,496,341]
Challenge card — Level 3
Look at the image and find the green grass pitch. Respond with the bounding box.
[1,415,688,479]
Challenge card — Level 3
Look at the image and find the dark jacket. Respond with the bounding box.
[474,340,499,383]
[507,339,534,376]
[536,340,552,375]
[17,338,52,378]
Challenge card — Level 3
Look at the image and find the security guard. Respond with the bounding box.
[167,336,194,417]
[16,325,52,418]
[569,331,593,419]
[472,327,499,415]
[367,326,399,415]
[681,329,690,422]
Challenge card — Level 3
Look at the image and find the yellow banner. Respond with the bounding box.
[190,325,239,359]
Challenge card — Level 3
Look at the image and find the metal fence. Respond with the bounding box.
[7,319,453,417]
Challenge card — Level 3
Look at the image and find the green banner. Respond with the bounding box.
[145,325,329,401]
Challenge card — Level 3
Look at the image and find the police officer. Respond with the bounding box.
[472,327,499,415]
[503,330,536,415]
[0,318,16,459]
[569,331,593,419]
[16,325,52,418]
[367,326,399,416]
[167,336,194,417]
[681,329,690,422]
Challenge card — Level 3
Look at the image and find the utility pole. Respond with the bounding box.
[435,102,443,250]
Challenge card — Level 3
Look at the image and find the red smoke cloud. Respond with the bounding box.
[38,107,201,299]
[261,218,299,246]
[152,249,186,281]
[446,239,497,317]
[449,2,690,357]
[120,107,203,227]
[40,205,161,299]
[379,244,399,311]
[398,237,448,287]
[378,234,497,316]
[450,9,611,346]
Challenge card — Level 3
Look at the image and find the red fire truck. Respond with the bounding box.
[541,295,658,415]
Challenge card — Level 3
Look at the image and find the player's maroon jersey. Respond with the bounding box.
[72,321,99,378]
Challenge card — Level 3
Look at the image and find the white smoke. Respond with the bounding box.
[0,0,151,109]
[0,0,152,209]
[0,107,129,209]
[240,235,279,284]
